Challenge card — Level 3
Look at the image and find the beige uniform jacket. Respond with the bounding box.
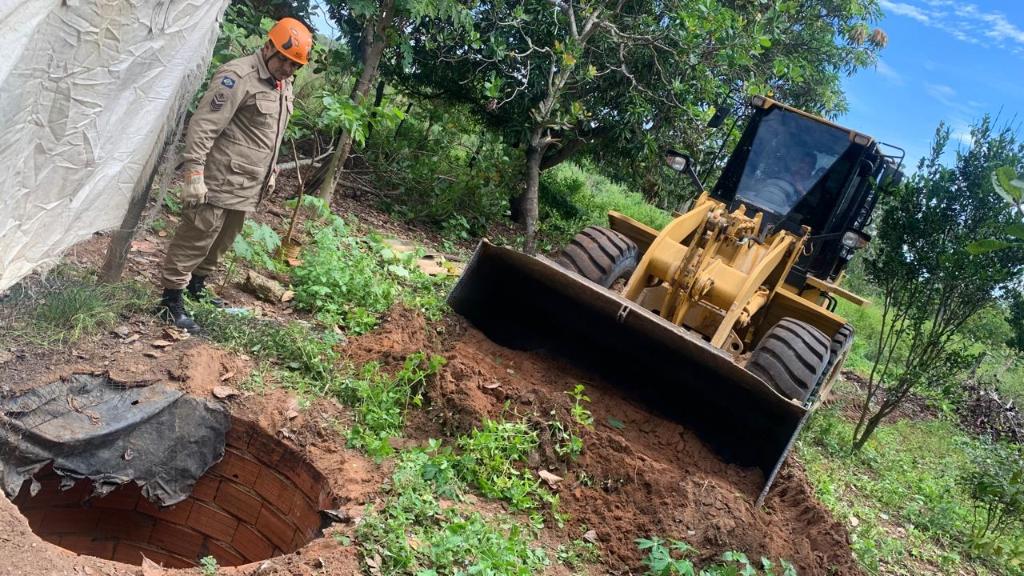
[182,53,294,212]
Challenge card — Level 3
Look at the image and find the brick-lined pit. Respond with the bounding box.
[13,417,334,569]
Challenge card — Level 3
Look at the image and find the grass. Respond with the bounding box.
[536,162,673,251]
[798,394,1021,575]
[0,266,150,347]
[356,445,550,576]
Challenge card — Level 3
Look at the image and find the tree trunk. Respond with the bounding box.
[851,408,887,452]
[366,78,387,139]
[317,0,393,203]
[523,136,545,255]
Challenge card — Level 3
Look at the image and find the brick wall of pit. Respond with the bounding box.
[13,418,333,569]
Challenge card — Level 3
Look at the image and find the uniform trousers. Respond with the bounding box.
[161,203,246,289]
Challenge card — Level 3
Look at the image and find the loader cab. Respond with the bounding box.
[710,97,900,286]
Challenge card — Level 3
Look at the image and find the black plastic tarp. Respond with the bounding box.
[0,374,229,506]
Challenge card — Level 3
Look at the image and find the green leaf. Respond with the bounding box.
[606,417,625,430]
[966,239,1014,254]
[993,166,1024,203]
[1007,223,1024,241]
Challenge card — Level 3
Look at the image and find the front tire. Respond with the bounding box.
[747,318,831,403]
[555,226,638,288]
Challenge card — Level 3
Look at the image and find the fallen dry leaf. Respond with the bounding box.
[286,409,300,420]
[219,370,235,382]
[482,381,502,389]
[124,334,140,344]
[131,240,159,254]
[212,385,239,399]
[281,289,295,302]
[538,469,563,487]
[150,340,173,348]
[582,529,599,544]
[142,351,162,358]
[164,327,189,341]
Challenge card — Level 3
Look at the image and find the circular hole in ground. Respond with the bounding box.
[13,416,333,569]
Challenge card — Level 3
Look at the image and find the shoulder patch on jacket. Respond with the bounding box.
[210,92,227,111]
[220,76,236,89]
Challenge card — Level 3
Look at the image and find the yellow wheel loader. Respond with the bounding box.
[449,96,903,504]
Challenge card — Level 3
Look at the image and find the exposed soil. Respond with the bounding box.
[1,170,862,575]
[408,314,861,575]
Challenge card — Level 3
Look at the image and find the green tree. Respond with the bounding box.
[1007,291,1024,353]
[400,0,885,251]
[851,118,1024,451]
[316,0,474,203]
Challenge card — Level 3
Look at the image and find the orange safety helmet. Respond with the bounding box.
[268,17,312,65]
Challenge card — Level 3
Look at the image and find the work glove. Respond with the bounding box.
[266,166,279,196]
[180,170,208,207]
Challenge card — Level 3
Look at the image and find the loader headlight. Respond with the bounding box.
[842,230,870,249]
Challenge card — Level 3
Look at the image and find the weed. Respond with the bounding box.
[555,537,600,569]
[636,537,697,576]
[291,211,450,334]
[455,419,559,523]
[549,384,594,460]
[345,353,446,458]
[225,220,283,282]
[537,162,672,251]
[190,303,343,392]
[163,190,182,215]
[199,555,218,575]
[636,538,797,576]
[356,446,548,575]
[151,217,167,233]
[797,401,1022,574]
[960,441,1024,566]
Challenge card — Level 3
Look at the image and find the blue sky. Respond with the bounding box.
[839,1,1024,171]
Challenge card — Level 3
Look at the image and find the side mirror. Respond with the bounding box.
[664,149,692,172]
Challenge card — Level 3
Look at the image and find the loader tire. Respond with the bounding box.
[555,226,638,288]
[747,318,831,403]
[825,324,854,377]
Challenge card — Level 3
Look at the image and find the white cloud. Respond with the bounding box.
[880,1,1024,55]
[924,82,957,107]
[880,1,932,24]
[875,59,905,84]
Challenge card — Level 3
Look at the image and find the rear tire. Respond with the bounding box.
[555,226,638,288]
[747,318,830,403]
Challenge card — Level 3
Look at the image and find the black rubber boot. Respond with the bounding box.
[159,288,200,334]
[186,275,226,308]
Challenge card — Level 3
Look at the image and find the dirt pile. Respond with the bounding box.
[425,321,861,575]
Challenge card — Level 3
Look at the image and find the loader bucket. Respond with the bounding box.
[448,241,809,504]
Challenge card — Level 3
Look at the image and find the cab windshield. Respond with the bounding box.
[734,108,853,215]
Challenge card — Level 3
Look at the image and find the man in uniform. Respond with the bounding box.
[158,17,312,333]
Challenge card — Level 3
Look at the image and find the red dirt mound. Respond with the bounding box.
[427,325,861,575]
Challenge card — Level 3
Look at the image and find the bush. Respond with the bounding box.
[366,102,516,239]
[961,441,1024,566]
[290,204,450,333]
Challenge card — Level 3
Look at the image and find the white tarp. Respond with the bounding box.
[0,0,230,291]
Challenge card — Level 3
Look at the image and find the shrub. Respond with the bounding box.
[961,441,1024,564]
[290,207,449,333]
